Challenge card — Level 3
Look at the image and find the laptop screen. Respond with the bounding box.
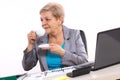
[93,28,120,70]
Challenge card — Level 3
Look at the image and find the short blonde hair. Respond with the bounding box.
[40,2,65,20]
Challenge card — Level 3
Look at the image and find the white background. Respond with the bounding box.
[0,0,120,77]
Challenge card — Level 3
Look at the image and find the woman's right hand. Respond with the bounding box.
[27,30,37,52]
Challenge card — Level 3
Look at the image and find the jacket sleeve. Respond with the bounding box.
[22,44,38,71]
[62,30,88,66]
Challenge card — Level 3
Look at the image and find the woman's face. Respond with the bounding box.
[40,11,62,34]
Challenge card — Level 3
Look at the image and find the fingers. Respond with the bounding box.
[27,30,37,44]
[28,31,37,38]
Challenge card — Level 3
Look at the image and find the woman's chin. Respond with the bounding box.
[45,30,50,34]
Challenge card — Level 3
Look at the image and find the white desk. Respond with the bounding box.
[17,63,120,80]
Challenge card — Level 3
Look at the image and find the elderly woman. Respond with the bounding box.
[22,2,88,72]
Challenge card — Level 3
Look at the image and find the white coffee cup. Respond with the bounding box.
[35,29,45,37]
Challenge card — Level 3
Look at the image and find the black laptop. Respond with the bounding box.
[67,27,120,77]
[91,27,120,71]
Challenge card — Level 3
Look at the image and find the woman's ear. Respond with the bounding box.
[58,16,64,25]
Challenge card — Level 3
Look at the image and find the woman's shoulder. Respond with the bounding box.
[63,25,81,39]
[63,25,80,34]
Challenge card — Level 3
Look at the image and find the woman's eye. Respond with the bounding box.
[40,18,52,22]
[46,18,51,21]
[40,18,43,21]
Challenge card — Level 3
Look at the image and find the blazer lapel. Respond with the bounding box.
[40,50,48,70]
[39,34,49,70]
[63,25,71,51]
[62,25,76,52]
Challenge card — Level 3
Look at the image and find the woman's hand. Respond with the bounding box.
[27,30,37,52]
[42,43,65,57]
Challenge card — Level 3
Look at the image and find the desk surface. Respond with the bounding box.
[17,63,120,80]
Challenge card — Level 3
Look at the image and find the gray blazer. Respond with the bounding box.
[22,25,88,71]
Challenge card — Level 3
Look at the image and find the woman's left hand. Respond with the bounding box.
[41,43,65,57]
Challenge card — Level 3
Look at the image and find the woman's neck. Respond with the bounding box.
[49,26,63,38]
[48,26,64,45]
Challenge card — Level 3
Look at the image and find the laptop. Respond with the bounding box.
[91,27,120,71]
[67,27,120,77]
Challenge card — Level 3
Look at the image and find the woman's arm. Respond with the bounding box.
[22,46,38,71]
[62,30,88,66]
